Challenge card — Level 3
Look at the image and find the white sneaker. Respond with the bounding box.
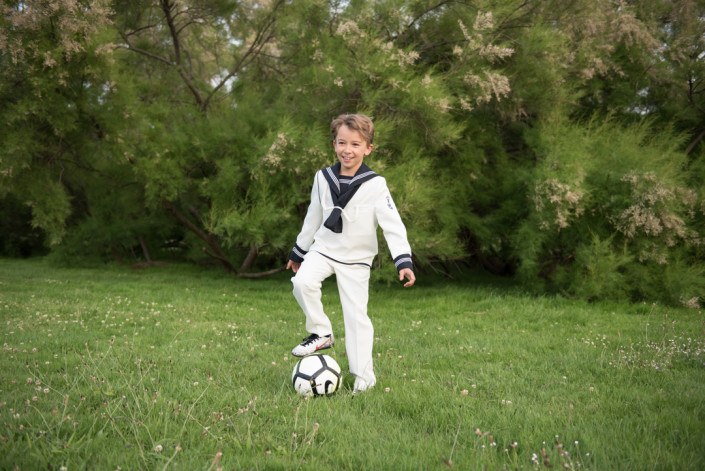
[291,333,334,357]
[352,377,376,395]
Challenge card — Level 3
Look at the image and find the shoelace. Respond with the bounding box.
[301,334,321,346]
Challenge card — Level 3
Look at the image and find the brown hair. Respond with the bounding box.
[330,113,375,145]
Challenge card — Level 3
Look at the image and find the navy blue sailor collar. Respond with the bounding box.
[321,162,378,233]
[323,162,377,196]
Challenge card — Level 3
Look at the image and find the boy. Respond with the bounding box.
[286,113,415,394]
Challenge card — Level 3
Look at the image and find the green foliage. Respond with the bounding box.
[516,118,704,306]
[207,117,330,259]
[657,257,705,308]
[1,0,704,304]
[0,0,115,244]
[554,233,633,302]
[507,23,576,119]
[23,173,73,246]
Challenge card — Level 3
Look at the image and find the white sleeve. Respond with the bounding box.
[375,179,413,272]
[289,172,323,262]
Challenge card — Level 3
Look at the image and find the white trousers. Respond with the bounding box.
[291,251,375,384]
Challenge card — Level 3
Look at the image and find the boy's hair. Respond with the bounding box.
[331,113,374,145]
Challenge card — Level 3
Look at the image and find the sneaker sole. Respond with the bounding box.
[291,341,334,357]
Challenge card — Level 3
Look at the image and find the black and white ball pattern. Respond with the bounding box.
[291,354,342,397]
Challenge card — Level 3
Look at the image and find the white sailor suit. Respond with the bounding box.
[288,163,413,385]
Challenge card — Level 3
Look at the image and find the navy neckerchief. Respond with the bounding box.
[322,162,378,233]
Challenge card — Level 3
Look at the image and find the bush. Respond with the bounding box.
[514,118,704,306]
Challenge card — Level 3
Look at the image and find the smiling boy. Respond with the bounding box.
[286,113,415,394]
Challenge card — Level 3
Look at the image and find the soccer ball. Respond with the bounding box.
[291,354,342,397]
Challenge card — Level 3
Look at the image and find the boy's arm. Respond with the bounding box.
[288,172,323,265]
[375,180,415,286]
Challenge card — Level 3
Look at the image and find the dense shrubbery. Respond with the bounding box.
[515,119,704,306]
[1,0,703,306]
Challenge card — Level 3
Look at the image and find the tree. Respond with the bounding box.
[0,0,114,246]
[2,0,703,306]
[106,0,297,274]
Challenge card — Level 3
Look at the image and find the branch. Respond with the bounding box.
[176,20,198,36]
[162,200,236,273]
[159,0,206,109]
[202,0,285,110]
[187,205,203,224]
[494,0,534,32]
[202,247,236,272]
[175,69,206,113]
[160,0,181,63]
[237,266,286,278]
[686,127,705,155]
[233,243,288,278]
[405,1,453,32]
[122,23,160,38]
[118,33,173,66]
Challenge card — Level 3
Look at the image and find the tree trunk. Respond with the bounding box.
[139,236,152,262]
[686,127,705,155]
[236,243,286,278]
[162,200,285,277]
[162,200,237,273]
[238,244,259,273]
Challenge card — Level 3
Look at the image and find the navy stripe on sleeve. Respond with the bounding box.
[393,253,413,272]
[289,244,307,263]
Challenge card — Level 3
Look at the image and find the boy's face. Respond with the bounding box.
[333,124,373,176]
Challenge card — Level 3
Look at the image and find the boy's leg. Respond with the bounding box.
[291,251,335,337]
[335,263,376,387]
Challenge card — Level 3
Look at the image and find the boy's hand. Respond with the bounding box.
[399,268,415,288]
[286,260,300,273]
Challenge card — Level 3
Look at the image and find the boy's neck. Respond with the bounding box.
[339,164,362,177]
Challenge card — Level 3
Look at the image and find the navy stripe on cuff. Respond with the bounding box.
[289,244,307,263]
[393,253,413,272]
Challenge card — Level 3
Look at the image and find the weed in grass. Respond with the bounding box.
[579,321,705,371]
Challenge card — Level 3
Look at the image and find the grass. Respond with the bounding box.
[0,257,704,470]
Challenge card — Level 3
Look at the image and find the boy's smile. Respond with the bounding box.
[333,124,373,176]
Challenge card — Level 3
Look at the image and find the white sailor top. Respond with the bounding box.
[289,163,413,273]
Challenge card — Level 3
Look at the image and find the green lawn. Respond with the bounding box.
[1,258,703,470]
